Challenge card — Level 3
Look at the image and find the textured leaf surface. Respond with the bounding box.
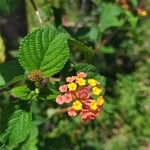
[19,27,69,77]
[11,86,31,100]
[21,126,38,150]
[74,63,97,73]
[3,109,32,145]
[103,101,114,113]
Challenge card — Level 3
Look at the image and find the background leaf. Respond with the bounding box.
[69,38,93,56]
[100,3,123,31]
[0,59,24,84]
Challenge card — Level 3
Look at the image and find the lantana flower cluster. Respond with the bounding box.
[56,72,104,122]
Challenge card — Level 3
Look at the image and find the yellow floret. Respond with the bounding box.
[72,100,82,111]
[68,82,77,91]
[88,79,97,86]
[90,101,98,110]
[92,87,102,95]
[97,96,104,106]
[77,78,86,86]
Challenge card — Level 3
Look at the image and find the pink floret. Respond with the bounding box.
[64,93,73,103]
[56,95,65,105]
[77,72,87,78]
[81,109,99,123]
[66,76,76,82]
[59,85,67,92]
[68,107,77,117]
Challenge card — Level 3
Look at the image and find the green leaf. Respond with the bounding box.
[100,3,123,31]
[47,94,57,100]
[74,63,97,73]
[95,74,106,88]
[21,126,38,150]
[0,75,26,91]
[11,86,31,100]
[88,26,99,41]
[1,109,32,145]
[69,38,93,56]
[103,101,114,113]
[124,10,138,28]
[19,26,69,77]
[56,26,93,56]
[130,0,138,7]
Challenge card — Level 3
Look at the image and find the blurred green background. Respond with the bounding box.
[0,0,150,149]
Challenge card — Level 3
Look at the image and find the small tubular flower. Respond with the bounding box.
[68,82,77,91]
[92,87,102,95]
[81,109,99,122]
[68,107,77,117]
[72,100,82,111]
[97,96,104,106]
[66,76,76,82]
[77,72,87,78]
[64,93,73,103]
[76,78,86,86]
[56,95,65,105]
[90,101,98,110]
[88,79,97,86]
[59,85,67,92]
[56,72,105,123]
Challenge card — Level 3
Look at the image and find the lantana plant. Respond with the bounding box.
[0,0,148,148]
[0,26,106,146]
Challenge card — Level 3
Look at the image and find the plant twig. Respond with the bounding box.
[96,28,120,51]
[80,0,87,14]
[101,29,120,45]
[29,0,43,24]
[55,108,68,113]
[74,0,87,32]
[0,76,27,91]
